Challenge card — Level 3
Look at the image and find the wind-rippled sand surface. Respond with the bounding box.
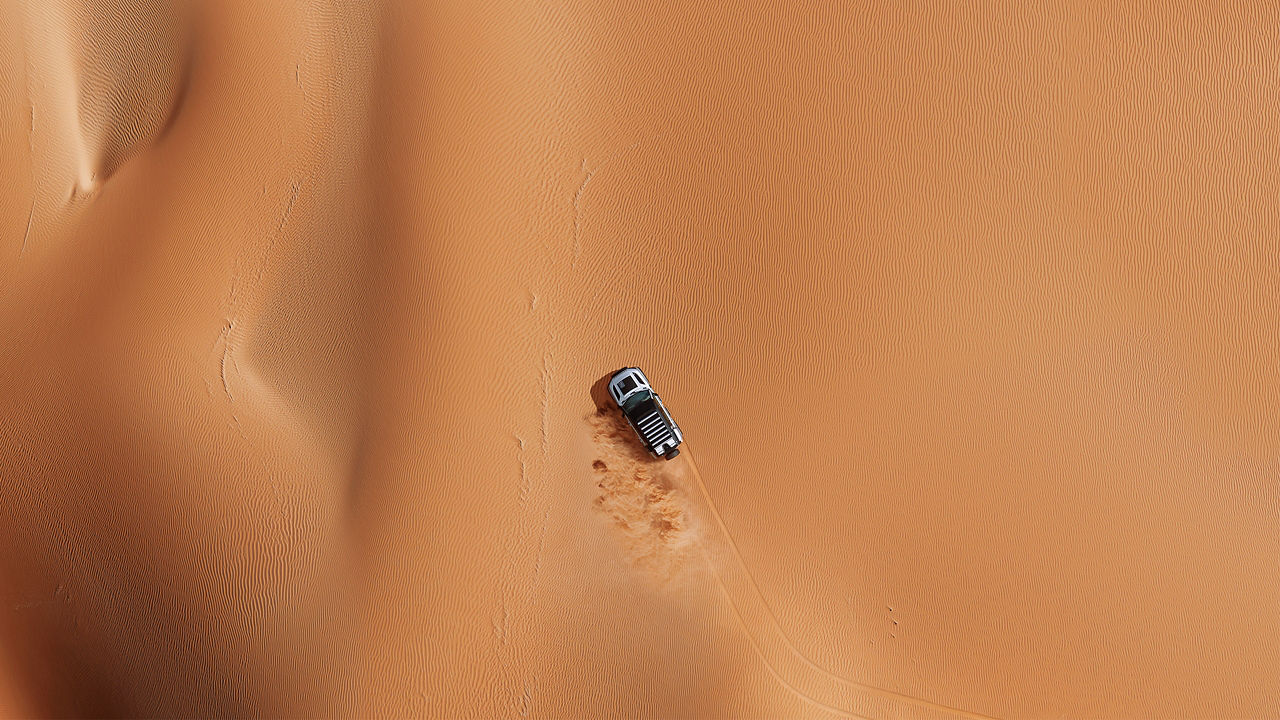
[3,1,1280,717]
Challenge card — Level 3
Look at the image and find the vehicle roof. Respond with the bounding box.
[610,366,647,382]
[609,367,649,387]
[609,367,651,401]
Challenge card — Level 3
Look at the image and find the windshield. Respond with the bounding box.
[621,388,652,411]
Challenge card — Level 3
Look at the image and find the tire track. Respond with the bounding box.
[676,449,996,720]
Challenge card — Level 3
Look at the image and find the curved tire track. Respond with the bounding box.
[676,448,995,720]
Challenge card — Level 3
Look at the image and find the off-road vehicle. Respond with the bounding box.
[608,367,683,460]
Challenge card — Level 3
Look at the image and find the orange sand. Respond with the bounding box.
[3,1,1280,717]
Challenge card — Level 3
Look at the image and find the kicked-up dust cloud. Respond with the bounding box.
[587,409,697,579]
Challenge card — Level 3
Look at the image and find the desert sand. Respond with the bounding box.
[3,1,1280,717]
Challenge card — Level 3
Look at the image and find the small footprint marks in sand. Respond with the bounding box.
[588,409,695,578]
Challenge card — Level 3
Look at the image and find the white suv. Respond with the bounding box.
[608,367,683,460]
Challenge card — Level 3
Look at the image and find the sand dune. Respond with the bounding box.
[4,0,1280,717]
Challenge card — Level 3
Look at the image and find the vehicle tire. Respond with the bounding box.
[664,448,680,460]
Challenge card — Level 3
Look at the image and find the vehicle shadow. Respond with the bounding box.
[588,368,624,413]
[586,368,654,464]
